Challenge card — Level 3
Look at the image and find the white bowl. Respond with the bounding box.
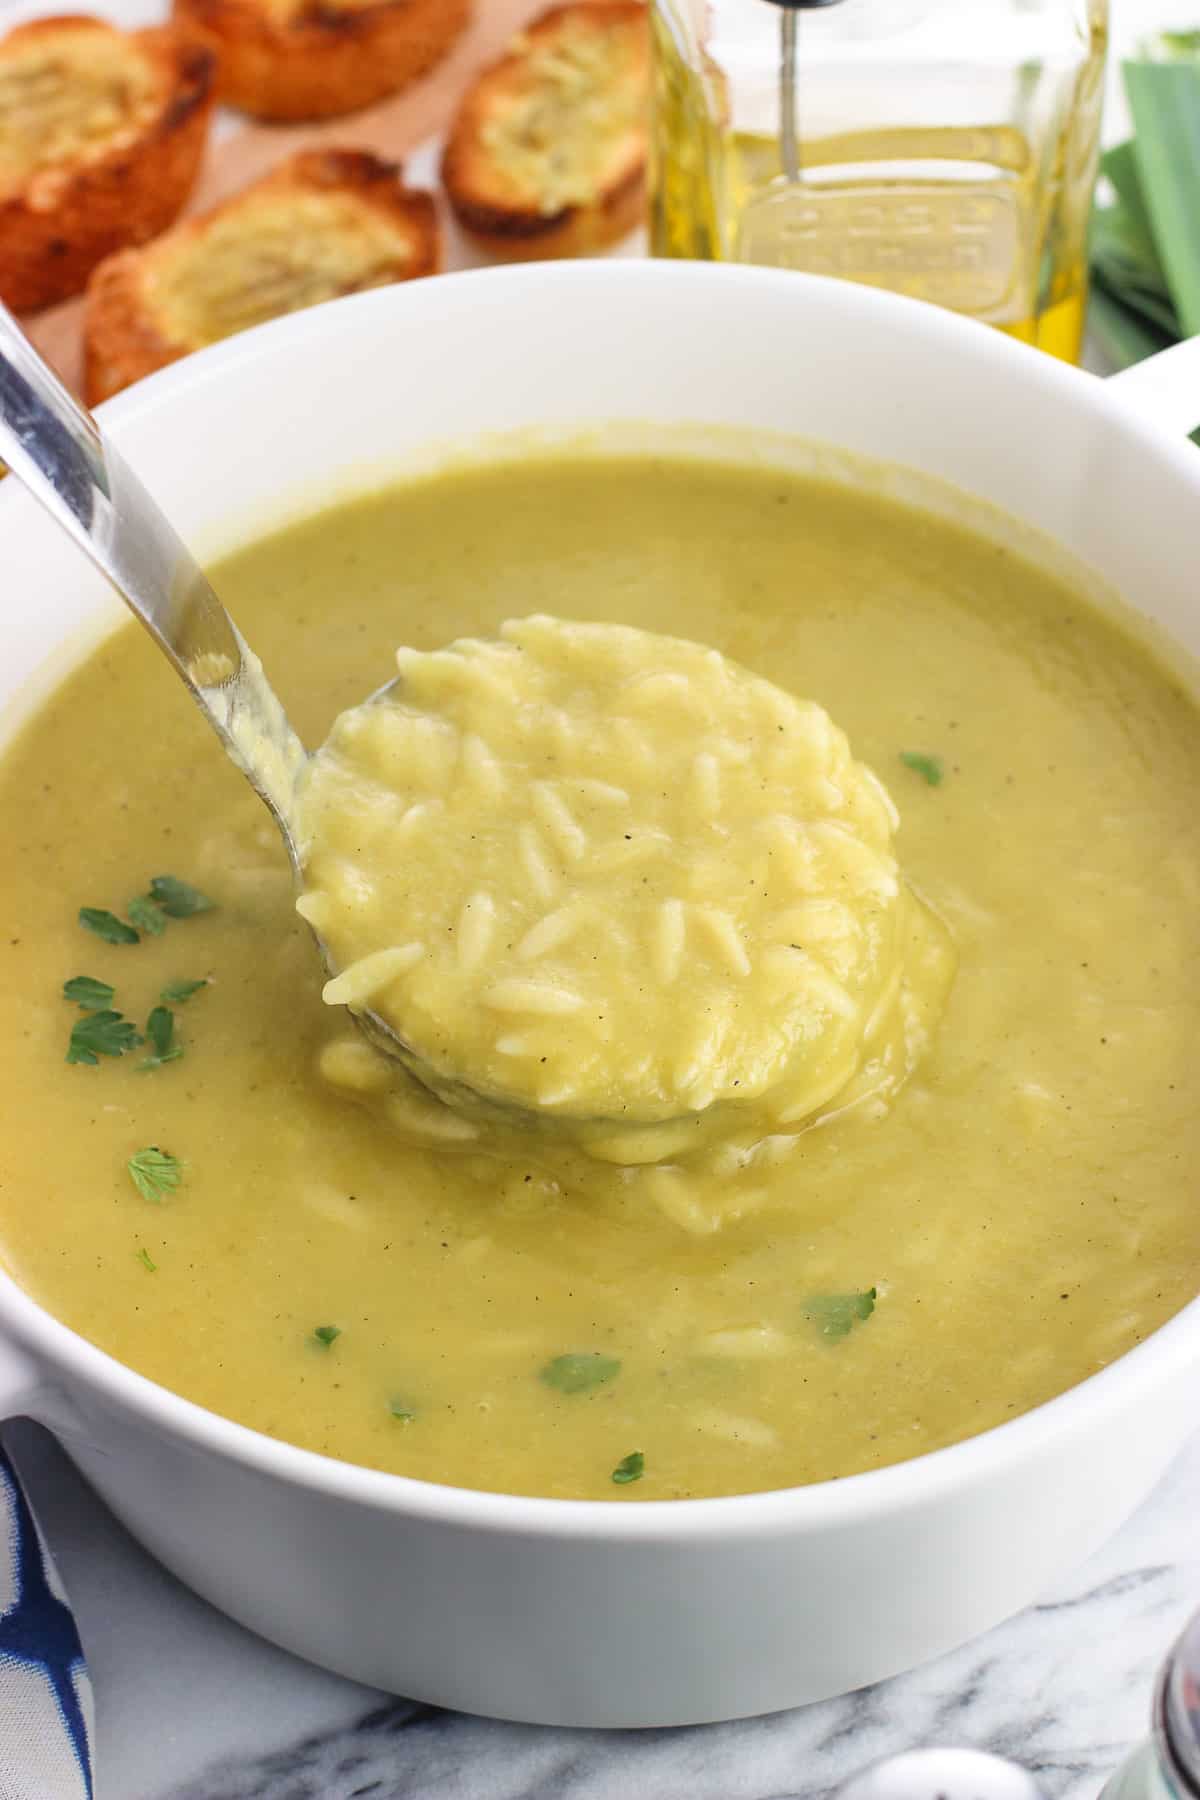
[2,262,1199,1729]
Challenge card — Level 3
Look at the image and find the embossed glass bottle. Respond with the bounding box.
[649,0,1108,361]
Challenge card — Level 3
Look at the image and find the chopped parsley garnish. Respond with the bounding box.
[540,1351,621,1394]
[313,1324,341,1348]
[63,976,115,1010]
[149,876,215,918]
[147,1006,173,1054]
[79,907,139,945]
[127,1146,183,1203]
[611,1451,644,1485]
[136,1247,158,1273]
[127,896,167,937]
[899,751,944,787]
[67,1010,142,1065]
[803,1288,877,1342]
[389,1398,417,1423]
[138,1005,182,1071]
[160,978,209,1005]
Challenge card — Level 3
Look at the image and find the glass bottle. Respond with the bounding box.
[648,0,1108,362]
[1100,1609,1200,1800]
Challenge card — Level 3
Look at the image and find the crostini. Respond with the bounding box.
[0,14,214,313]
[442,2,648,260]
[172,0,471,123]
[84,147,439,403]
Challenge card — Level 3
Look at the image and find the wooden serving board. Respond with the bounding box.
[20,0,559,397]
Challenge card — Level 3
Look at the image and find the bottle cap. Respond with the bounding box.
[837,1748,1045,1800]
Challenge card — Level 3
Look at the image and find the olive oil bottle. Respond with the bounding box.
[649,0,1108,363]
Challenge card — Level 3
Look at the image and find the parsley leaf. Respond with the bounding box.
[127,1146,183,1203]
[540,1352,621,1394]
[149,876,215,918]
[127,896,167,937]
[611,1450,644,1485]
[389,1398,417,1423]
[63,976,115,1010]
[136,1247,157,1273]
[147,1006,173,1055]
[79,907,139,945]
[67,1010,142,1065]
[899,751,944,787]
[313,1324,341,1348]
[138,1005,182,1071]
[803,1288,877,1342]
[160,978,209,1005]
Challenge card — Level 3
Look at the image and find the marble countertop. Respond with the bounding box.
[5,0,1200,1794]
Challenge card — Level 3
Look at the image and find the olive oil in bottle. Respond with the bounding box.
[649,0,1108,363]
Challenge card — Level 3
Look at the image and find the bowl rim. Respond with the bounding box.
[4,257,1199,1539]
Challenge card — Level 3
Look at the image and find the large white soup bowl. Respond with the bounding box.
[1,262,1199,1728]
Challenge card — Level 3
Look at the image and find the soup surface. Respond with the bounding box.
[1,451,1198,1500]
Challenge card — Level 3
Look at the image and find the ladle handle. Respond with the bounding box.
[0,302,306,829]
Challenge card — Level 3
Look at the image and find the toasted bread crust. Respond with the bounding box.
[83,147,439,404]
[449,156,645,263]
[442,2,648,258]
[173,0,471,122]
[0,16,214,313]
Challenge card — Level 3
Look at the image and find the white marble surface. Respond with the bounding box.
[4,0,1200,1794]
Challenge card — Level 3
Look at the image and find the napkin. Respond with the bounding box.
[0,1445,93,1799]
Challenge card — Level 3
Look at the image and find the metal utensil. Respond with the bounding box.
[0,301,432,1082]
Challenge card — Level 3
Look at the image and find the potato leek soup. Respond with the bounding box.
[1,450,1198,1501]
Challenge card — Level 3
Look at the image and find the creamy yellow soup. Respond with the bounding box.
[0,451,1198,1501]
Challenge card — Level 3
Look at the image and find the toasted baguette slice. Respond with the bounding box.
[84,148,439,404]
[0,15,214,313]
[442,2,648,259]
[173,0,470,123]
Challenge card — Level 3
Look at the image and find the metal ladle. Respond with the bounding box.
[0,309,783,1154]
[0,301,431,1088]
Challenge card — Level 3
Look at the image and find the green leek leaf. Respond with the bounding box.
[1090,255,1180,342]
[1124,61,1200,338]
[1086,287,1174,373]
[1100,142,1165,279]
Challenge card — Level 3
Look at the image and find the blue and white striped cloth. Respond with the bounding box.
[0,1446,93,1799]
